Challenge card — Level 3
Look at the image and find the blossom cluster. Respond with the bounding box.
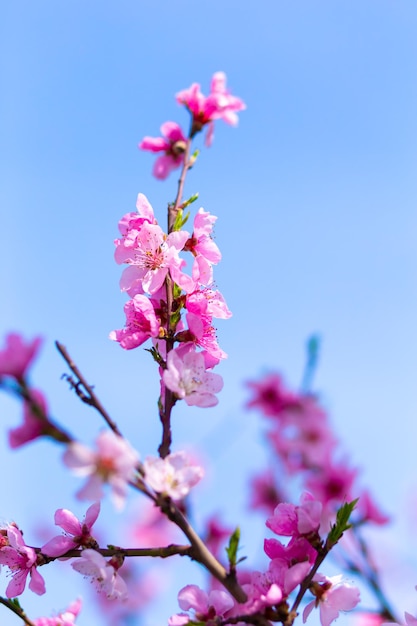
[246,373,389,528]
[169,492,360,626]
[139,72,246,179]
[110,193,230,408]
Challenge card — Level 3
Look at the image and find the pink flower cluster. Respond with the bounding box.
[246,373,389,527]
[139,72,245,179]
[111,193,230,408]
[168,493,360,626]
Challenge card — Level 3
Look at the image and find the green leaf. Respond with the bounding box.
[172,208,184,232]
[181,192,199,209]
[225,527,241,569]
[326,499,359,549]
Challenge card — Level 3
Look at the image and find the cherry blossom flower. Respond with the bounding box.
[72,549,128,600]
[163,345,223,407]
[305,461,357,509]
[139,121,187,180]
[266,492,322,539]
[33,598,82,625]
[184,208,221,285]
[246,373,302,418]
[303,574,360,626]
[0,524,46,597]
[143,451,204,500]
[42,502,100,557]
[186,288,232,320]
[115,193,157,242]
[264,536,317,571]
[169,584,234,626]
[176,72,245,146]
[109,294,161,350]
[117,222,194,296]
[63,431,140,510]
[8,388,49,449]
[0,333,42,380]
[185,312,227,361]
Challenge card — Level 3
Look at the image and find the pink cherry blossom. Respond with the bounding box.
[184,208,221,285]
[169,584,234,626]
[185,312,227,361]
[266,492,322,538]
[0,524,46,597]
[0,333,42,380]
[116,193,157,239]
[33,599,82,626]
[246,373,303,418]
[42,502,100,557]
[186,288,232,320]
[264,536,317,570]
[71,549,128,600]
[225,570,285,616]
[163,346,223,407]
[109,294,161,350]
[63,431,140,510]
[303,574,360,626]
[305,461,357,508]
[139,121,187,180]
[8,388,49,449]
[143,451,204,500]
[117,222,194,296]
[176,72,245,145]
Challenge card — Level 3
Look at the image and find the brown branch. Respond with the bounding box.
[157,495,247,604]
[38,544,193,562]
[55,341,122,437]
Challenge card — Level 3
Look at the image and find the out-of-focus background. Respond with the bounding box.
[1,1,417,624]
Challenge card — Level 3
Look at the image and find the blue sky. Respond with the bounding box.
[1,1,417,624]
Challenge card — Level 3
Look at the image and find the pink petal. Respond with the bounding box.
[178,584,208,613]
[54,508,82,535]
[29,567,46,595]
[41,535,76,557]
[84,501,100,529]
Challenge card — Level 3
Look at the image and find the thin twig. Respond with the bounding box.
[55,341,122,437]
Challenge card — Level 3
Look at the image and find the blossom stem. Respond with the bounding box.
[0,597,36,626]
[159,134,194,459]
[55,341,123,437]
[38,544,194,561]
